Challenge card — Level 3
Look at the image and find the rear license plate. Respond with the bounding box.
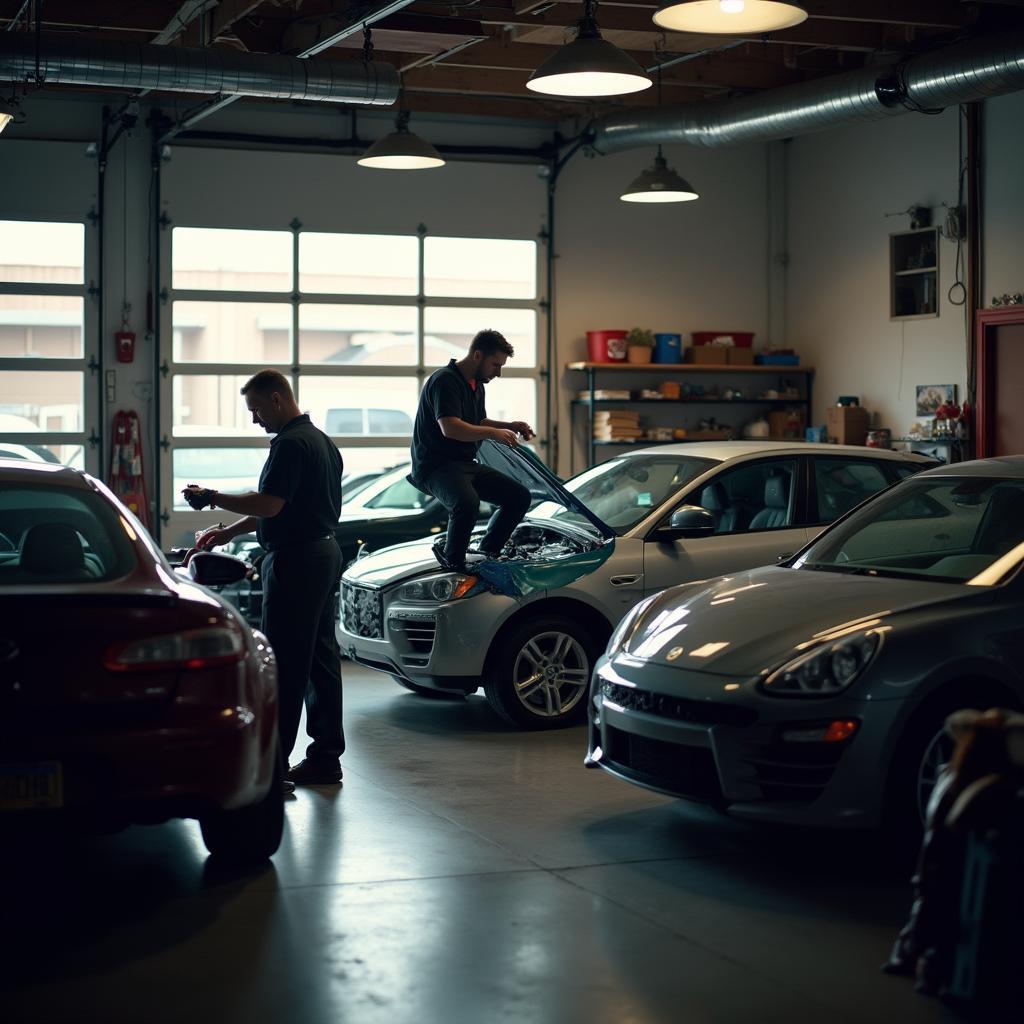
[0,761,64,810]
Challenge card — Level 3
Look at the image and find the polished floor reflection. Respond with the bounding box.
[1,665,946,1024]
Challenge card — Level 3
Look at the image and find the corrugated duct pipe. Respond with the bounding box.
[592,30,1024,153]
[0,33,399,106]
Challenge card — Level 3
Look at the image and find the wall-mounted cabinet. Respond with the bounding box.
[890,226,939,320]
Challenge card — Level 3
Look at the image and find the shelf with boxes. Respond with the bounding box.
[567,362,815,472]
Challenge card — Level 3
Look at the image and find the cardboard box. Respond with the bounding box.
[727,348,756,365]
[685,345,729,365]
[826,405,870,445]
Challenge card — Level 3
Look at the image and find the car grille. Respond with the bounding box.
[388,616,436,656]
[740,739,848,804]
[601,681,757,726]
[604,725,723,803]
[341,583,383,639]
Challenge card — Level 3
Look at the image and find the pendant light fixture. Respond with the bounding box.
[0,97,21,136]
[527,0,652,98]
[653,0,807,34]
[620,146,699,202]
[357,109,445,170]
[620,65,697,203]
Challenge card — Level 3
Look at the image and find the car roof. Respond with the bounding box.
[0,458,92,485]
[916,454,1024,478]
[616,441,930,462]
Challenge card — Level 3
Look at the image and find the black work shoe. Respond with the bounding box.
[287,758,343,786]
[431,536,465,573]
[283,780,296,795]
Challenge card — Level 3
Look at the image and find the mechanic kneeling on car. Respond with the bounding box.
[182,369,345,793]
[409,329,535,574]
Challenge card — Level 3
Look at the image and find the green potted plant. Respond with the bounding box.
[626,327,655,364]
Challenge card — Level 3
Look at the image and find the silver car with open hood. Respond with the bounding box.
[339,440,931,729]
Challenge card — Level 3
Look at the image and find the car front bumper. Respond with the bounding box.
[585,653,904,828]
[337,583,515,693]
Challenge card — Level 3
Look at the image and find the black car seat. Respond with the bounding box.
[973,486,1024,557]
[749,473,791,530]
[19,523,92,579]
[700,482,747,534]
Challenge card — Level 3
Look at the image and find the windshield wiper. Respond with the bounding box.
[801,563,878,576]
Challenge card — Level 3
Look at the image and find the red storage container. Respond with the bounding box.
[692,331,755,348]
[587,330,628,362]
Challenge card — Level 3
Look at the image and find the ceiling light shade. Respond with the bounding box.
[527,1,652,98]
[0,99,18,135]
[357,112,445,170]
[653,0,808,34]
[620,151,699,203]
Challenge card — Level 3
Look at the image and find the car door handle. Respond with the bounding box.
[610,574,643,587]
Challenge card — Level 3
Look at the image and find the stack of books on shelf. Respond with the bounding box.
[578,388,631,401]
[594,409,642,441]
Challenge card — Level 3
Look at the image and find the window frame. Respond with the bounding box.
[0,218,95,474]
[160,223,544,545]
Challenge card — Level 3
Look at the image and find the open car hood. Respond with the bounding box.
[477,440,615,541]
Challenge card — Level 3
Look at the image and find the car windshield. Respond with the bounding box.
[0,483,138,584]
[796,475,1024,584]
[530,454,717,535]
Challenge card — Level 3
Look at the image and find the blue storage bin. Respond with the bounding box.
[755,354,800,366]
[653,333,682,364]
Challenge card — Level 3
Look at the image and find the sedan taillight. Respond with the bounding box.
[104,627,245,672]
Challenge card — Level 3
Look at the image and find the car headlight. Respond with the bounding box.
[398,573,477,603]
[607,595,658,655]
[761,631,883,697]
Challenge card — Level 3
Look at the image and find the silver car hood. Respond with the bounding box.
[620,565,978,676]
[342,535,439,588]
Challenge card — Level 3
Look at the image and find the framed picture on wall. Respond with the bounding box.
[915,384,956,416]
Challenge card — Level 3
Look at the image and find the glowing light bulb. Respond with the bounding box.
[720,0,745,12]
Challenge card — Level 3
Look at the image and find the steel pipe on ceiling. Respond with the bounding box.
[591,30,1024,153]
[0,33,400,106]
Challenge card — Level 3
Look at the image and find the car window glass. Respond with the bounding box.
[697,458,797,534]
[0,485,137,584]
[365,476,427,510]
[325,409,363,434]
[799,478,1024,582]
[367,409,414,434]
[813,457,890,523]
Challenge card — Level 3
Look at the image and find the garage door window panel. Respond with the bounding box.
[424,307,536,368]
[298,377,418,437]
[0,221,84,285]
[298,304,417,366]
[172,375,269,437]
[172,301,292,364]
[0,295,84,359]
[172,228,292,292]
[424,237,537,300]
[299,232,418,296]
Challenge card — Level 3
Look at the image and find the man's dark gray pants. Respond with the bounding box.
[424,461,531,565]
[261,536,344,765]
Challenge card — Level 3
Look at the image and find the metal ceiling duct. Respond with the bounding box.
[0,33,400,106]
[592,30,1024,153]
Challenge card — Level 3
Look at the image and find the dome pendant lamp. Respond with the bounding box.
[653,0,808,34]
[527,0,652,98]
[621,146,699,203]
[357,109,445,170]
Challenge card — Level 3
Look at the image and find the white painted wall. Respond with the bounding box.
[553,142,770,474]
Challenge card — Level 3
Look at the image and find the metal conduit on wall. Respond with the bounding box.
[0,34,400,105]
[592,30,1024,153]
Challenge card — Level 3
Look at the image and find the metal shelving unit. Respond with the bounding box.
[567,361,815,472]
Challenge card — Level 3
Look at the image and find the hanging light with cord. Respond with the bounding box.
[652,0,807,34]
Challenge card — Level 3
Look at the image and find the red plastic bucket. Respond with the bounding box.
[692,331,754,348]
[587,330,628,362]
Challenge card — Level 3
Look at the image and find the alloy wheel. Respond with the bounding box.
[916,725,954,823]
[512,630,590,718]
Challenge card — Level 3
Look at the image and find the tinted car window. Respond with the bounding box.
[700,458,797,534]
[799,477,1024,582]
[367,409,413,434]
[325,409,363,434]
[365,476,427,511]
[0,485,137,584]
[813,457,891,523]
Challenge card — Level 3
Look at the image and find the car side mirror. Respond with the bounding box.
[188,551,248,586]
[656,505,717,541]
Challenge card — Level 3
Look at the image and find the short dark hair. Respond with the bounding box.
[240,369,294,401]
[470,330,514,358]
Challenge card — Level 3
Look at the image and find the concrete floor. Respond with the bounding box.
[2,664,951,1024]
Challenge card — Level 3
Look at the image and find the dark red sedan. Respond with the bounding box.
[0,459,282,862]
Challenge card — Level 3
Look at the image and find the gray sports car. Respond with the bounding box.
[339,439,931,729]
[586,455,1024,828]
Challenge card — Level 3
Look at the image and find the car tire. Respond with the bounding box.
[483,615,599,730]
[885,685,1013,839]
[199,748,285,864]
[391,674,467,699]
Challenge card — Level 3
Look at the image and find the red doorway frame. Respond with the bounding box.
[975,306,1024,457]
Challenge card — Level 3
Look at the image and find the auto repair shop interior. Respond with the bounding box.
[2,1,1024,1022]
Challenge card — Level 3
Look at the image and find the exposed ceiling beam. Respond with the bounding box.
[210,0,266,41]
[280,0,418,56]
[151,0,218,46]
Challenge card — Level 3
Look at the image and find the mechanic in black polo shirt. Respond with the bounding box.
[410,330,534,573]
[183,369,345,792]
